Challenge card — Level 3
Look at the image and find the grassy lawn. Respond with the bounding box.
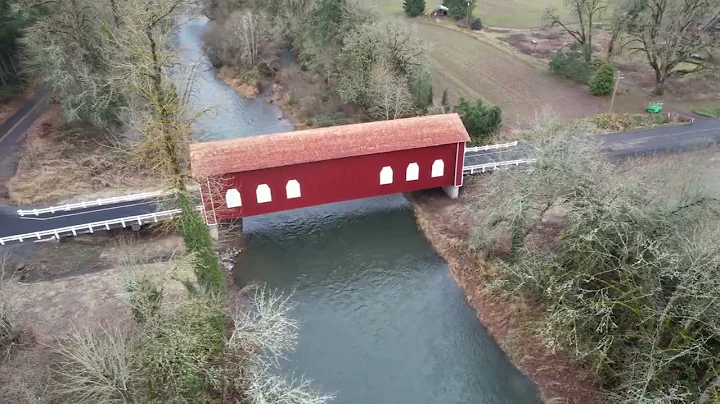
[361,0,610,28]
[693,106,720,118]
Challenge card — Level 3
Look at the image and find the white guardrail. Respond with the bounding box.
[465,141,518,153]
[17,190,173,217]
[0,209,183,246]
[463,158,536,175]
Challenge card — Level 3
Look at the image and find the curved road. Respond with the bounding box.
[2,97,720,244]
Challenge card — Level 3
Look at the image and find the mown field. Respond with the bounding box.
[362,0,583,28]
[409,21,645,121]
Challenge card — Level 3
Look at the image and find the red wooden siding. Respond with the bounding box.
[203,143,463,222]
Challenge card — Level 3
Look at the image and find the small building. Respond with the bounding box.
[190,114,470,223]
[431,5,449,17]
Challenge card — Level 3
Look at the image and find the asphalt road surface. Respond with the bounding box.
[2,95,720,245]
[0,199,170,241]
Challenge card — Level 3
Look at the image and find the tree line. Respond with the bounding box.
[205,0,501,143]
[547,0,719,95]
[3,0,333,402]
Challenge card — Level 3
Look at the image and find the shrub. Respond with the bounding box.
[177,193,224,295]
[123,276,164,324]
[134,296,227,402]
[589,63,616,96]
[454,98,502,144]
[403,0,425,17]
[52,326,136,403]
[470,17,483,30]
[549,48,595,85]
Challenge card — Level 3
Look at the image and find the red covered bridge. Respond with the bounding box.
[190,114,470,225]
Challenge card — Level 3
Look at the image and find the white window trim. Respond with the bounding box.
[431,159,445,178]
[286,180,301,199]
[225,188,242,208]
[406,162,419,181]
[380,166,393,185]
[256,184,272,204]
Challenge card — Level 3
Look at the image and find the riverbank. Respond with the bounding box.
[409,179,599,404]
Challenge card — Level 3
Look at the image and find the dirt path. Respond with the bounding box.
[412,22,644,122]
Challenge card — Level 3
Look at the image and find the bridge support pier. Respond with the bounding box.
[209,224,219,240]
[442,185,460,199]
[208,219,243,241]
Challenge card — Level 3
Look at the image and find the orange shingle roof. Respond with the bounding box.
[190,114,470,177]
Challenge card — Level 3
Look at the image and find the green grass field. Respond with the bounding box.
[361,0,596,28]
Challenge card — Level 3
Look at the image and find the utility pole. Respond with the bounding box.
[466,0,471,26]
[608,70,624,114]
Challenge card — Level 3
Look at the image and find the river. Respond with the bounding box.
[178,15,542,404]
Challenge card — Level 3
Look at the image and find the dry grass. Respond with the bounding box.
[7,106,160,205]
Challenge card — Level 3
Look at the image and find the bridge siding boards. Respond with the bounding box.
[191,114,470,222]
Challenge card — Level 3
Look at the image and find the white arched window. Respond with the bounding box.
[431,159,445,178]
[406,163,419,181]
[380,166,393,185]
[256,184,272,204]
[225,189,242,208]
[286,180,301,199]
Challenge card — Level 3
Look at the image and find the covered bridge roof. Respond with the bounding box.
[190,114,470,177]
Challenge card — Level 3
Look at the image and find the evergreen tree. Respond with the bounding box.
[589,63,616,96]
[442,0,476,21]
[403,0,425,17]
[454,98,502,144]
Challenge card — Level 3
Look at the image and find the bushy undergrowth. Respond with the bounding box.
[589,113,664,133]
[52,278,332,403]
[549,48,596,85]
[471,117,720,401]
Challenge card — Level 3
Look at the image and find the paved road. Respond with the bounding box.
[0,91,47,200]
[0,199,170,241]
[464,118,720,166]
[1,95,720,244]
[0,92,46,149]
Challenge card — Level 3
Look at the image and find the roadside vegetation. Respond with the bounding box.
[694,106,720,118]
[469,115,720,402]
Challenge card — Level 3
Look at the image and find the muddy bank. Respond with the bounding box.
[216,66,262,98]
[408,179,599,404]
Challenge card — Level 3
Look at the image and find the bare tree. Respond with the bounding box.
[545,0,609,61]
[368,64,413,121]
[204,10,276,71]
[621,0,720,95]
[21,0,123,127]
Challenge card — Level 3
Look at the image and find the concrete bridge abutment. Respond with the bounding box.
[442,185,460,199]
[208,218,243,241]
